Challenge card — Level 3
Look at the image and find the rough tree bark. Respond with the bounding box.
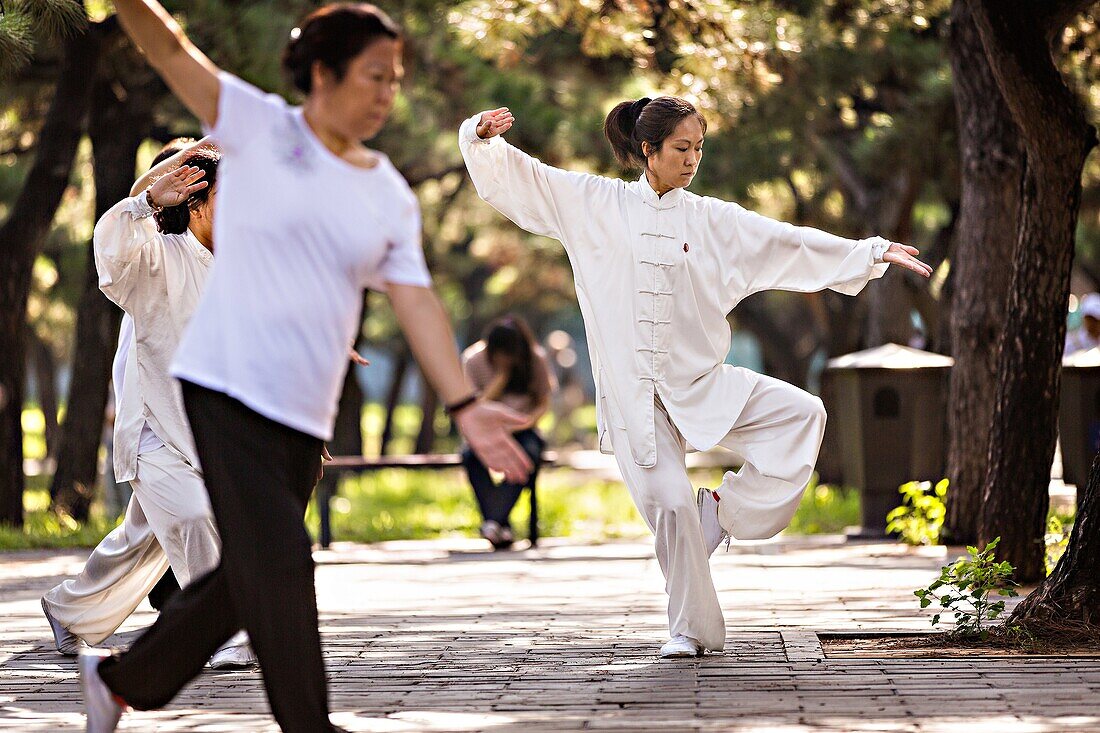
[974,0,1097,583]
[51,26,156,519]
[0,22,99,526]
[943,0,1024,545]
[1010,448,1100,634]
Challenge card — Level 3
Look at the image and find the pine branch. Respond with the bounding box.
[0,12,33,76]
[15,0,87,39]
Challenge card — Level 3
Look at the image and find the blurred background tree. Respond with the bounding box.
[0,0,1097,611]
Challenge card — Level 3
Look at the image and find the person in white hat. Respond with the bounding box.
[1066,292,1100,355]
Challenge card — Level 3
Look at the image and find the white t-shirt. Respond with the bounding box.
[172,73,432,440]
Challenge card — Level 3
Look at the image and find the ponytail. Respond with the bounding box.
[603,97,651,169]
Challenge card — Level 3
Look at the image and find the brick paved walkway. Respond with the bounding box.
[2,537,1098,731]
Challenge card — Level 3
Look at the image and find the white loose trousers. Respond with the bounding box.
[42,446,219,645]
[608,375,826,652]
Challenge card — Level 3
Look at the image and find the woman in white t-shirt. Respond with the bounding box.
[81,4,534,733]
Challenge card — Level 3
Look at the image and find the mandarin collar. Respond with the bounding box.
[183,229,214,266]
[632,172,685,210]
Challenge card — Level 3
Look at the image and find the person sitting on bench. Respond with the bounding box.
[462,316,556,549]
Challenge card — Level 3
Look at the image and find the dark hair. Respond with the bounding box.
[484,315,541,401]
[150,137,196,168]
[603,96,707,170]
[282,3,401,94]
[154,149,219,235]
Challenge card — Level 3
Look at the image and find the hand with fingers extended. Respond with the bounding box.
[476,107,515,140]
[881,241,934,279]
[147,164,209,209]
[453,401,534,484]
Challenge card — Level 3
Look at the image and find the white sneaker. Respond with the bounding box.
[79,647,124,733]
[697,488,730,557]
[208,631,258,669]
[479,520,503,545]
[659,634,704,658]
[42,597,84,656]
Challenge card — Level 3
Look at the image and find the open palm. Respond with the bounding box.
[882,243,933,278]
[476,107,515,140]
[148,165,208,208]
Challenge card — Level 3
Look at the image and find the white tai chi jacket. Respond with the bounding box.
[460,115,890,468]
[94,194,213,480]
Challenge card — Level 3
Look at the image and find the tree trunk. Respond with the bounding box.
[51,31,156,519]
[943,0,1023,545]
[414,385,440,455]
[1009,447,1100,634]
[28,329,61,458]
[974,0,1097,583]
[380,346,410,455]
[0,20,100,526]
[329,294,368,457]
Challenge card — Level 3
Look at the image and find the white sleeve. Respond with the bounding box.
[210,72,287,155]
[370,188,433,291]
[723,202,890,298]
[93,195,163,310]
[458,114,614,249]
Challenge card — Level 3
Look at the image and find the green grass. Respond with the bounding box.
[787,481,862,535]
[8,404,862,550]
[309,469,861,545]
[0,478,123,551]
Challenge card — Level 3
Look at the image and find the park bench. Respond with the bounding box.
[317,451,558,549]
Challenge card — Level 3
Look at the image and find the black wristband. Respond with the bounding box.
[445,392,479,417]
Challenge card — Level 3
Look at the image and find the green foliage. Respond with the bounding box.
[1044,513,1075,576]
[887,478,947,546]
[0,482,121,550]
[786,481,861,534]
[0,0,87,75]
[914,537,1020,640]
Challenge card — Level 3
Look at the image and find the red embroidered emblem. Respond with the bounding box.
[683,243,690,253]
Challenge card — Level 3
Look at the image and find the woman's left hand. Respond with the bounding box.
[882,243,933,278]
[348,348,370,366]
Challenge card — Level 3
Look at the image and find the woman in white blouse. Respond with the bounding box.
[44,142,256,670]
[81,4,534,733]
[460,99,931,658]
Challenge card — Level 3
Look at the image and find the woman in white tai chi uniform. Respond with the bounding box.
[460,99,932,657]
[80,4,532,733]
[42,141,256,669]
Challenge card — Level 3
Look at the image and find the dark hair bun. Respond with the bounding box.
[282,3,401,94]
[153,204,192,235]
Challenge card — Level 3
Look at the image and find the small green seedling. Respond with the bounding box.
[914,537,1019,640]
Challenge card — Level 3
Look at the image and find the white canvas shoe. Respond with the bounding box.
[659,634,704,658]
[697,488,730,557]
[208,631,258,669]
[79,647,124,733]
[41,597,84,656]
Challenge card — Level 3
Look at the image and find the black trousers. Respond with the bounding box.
[98,382,336,733]
[462,428,544,529]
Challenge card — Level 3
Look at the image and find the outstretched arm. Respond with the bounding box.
[726,204,931,299]
[387,283,534,483]
[113,0,221,126]
[459,107,614,247]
